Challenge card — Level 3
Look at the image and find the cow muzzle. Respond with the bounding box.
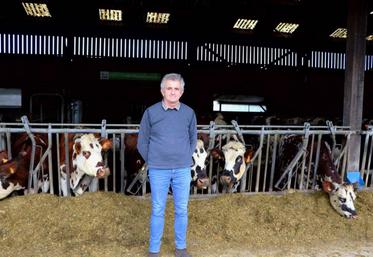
[196,175,210,189]
[96,167,110,178]
[220,173,233,188]
[342,206,358,219]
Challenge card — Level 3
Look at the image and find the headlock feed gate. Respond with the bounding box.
[0,116,372,198]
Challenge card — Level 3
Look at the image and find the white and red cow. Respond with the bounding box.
[0,132,51,199]
[317,139,357,219]
[12,133,50,193]
[0,151,29,199]
[59,133,112,196]
[218,139,254,192]
[277,135,357,219]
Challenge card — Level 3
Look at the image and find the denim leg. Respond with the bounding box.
[148,168,172,253]
[171,167,191,250]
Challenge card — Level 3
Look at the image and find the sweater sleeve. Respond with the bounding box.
[137,109,150,163]
[189,111,198,156]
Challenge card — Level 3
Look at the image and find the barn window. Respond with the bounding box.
[213,101,266,113]
[213,95,266,113]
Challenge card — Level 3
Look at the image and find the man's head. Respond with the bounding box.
[160,73,185,106]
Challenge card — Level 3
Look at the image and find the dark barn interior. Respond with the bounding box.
[0,0,373,124]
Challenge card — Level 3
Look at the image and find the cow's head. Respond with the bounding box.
[220,141,253,191]
[322,181,357,219]
[73,134,111,178]
[191,139,210,189]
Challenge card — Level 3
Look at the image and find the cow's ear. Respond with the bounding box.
[100,138,112,151]
[244,148,254,164]
[322,180,334,192]
[74,141,81,154]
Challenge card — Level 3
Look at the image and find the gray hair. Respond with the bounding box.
[160,73,185,91]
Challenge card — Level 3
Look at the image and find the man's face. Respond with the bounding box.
[161,79,183,106]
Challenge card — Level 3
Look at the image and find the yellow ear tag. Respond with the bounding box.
[2,158,8,164]
[9,167,15,174]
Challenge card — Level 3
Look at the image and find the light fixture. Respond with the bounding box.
[146,12,170,24]
[99,9,122,21]
[367,35,373,41]
[329,28,347,38]
[21,2,51,17]
[274,22,299,34]
[233,19,258,30]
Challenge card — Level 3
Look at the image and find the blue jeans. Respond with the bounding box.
[148,167,191,253]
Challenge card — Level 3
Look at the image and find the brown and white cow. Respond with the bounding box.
[0,151,29,199]
[59,133,112,196]
[318,140,357,219]
[0,133,51,199]
[11,133,50,193]
[277,135,357,219]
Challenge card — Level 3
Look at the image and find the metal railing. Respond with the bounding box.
[0,117,370,198]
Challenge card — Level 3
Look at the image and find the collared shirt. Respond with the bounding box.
[138,101,197,169]
[162,101,181,111]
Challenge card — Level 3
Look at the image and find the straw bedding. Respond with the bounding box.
[1,190,373,257]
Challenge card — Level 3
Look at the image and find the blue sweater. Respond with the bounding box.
[137,101,197,169]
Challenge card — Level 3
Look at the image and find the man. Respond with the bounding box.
[138,73,197,257]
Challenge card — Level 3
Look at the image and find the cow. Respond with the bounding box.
[124,134,211,194]
[218,139,254,192]
[8,133,50,194]
[59,133,112,196]
[0,133,49,199]
[277,134,357,219]
[191,139,210,190]
[123,133,147,195]
[0,151,28,199]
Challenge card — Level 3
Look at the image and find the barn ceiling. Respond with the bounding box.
[0,0,373,52]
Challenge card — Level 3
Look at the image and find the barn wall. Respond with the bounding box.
[0,57,372,123]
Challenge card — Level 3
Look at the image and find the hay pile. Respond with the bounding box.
[0,190,373,257]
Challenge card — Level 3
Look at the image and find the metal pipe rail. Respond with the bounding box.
[0,118,368,198]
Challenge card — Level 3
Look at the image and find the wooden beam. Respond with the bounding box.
[343,0,368,172]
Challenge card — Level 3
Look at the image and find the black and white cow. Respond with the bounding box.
[218,140,254,192]
[191,139,210,189]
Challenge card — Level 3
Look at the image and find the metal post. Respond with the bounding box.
[64,133,71,196]
[47,124,54,194]
[21,116,37,193]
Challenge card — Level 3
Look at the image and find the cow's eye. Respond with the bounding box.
[235,156,242,163]
[338,197,346,203]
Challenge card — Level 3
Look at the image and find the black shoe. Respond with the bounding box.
[175,248,192,257]
[148,252,159,257]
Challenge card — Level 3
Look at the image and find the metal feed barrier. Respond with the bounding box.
[0,116,371,197]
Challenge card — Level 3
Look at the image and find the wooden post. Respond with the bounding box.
[343,0,368,172]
